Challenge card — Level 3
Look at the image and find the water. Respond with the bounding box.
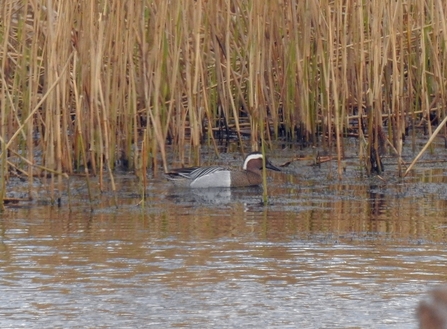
[1,153,447,328]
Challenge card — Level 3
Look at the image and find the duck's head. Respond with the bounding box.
[243,152,281,173]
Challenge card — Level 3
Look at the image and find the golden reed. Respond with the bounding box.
[1,0,447,205]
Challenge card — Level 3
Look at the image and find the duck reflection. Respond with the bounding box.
[166,186,265,206]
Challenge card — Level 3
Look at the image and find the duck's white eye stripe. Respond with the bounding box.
[243,153,263,170]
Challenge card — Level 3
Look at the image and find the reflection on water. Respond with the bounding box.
[1,165,447,328]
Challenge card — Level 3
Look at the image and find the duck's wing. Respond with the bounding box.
[187,166,226,180]
[166,166,225,180]
[165,167,199,180]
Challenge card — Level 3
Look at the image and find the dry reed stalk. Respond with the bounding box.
[142,0,179,171]
[327,1,344,177]
[390,1,405,175]
[404,114,447,177]
[3,56,72,160]
[72,52,93,209]
[43,0,74,202]
[260,135,268,205]
[224,0,243,149]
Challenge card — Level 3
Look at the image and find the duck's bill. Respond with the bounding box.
[266,161,281,171]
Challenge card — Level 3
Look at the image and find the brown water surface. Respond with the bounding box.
[1,151,447,328]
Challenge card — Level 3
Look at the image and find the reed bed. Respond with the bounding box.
[1,0,447,205]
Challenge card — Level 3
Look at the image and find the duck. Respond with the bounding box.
[165,152,280,188]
